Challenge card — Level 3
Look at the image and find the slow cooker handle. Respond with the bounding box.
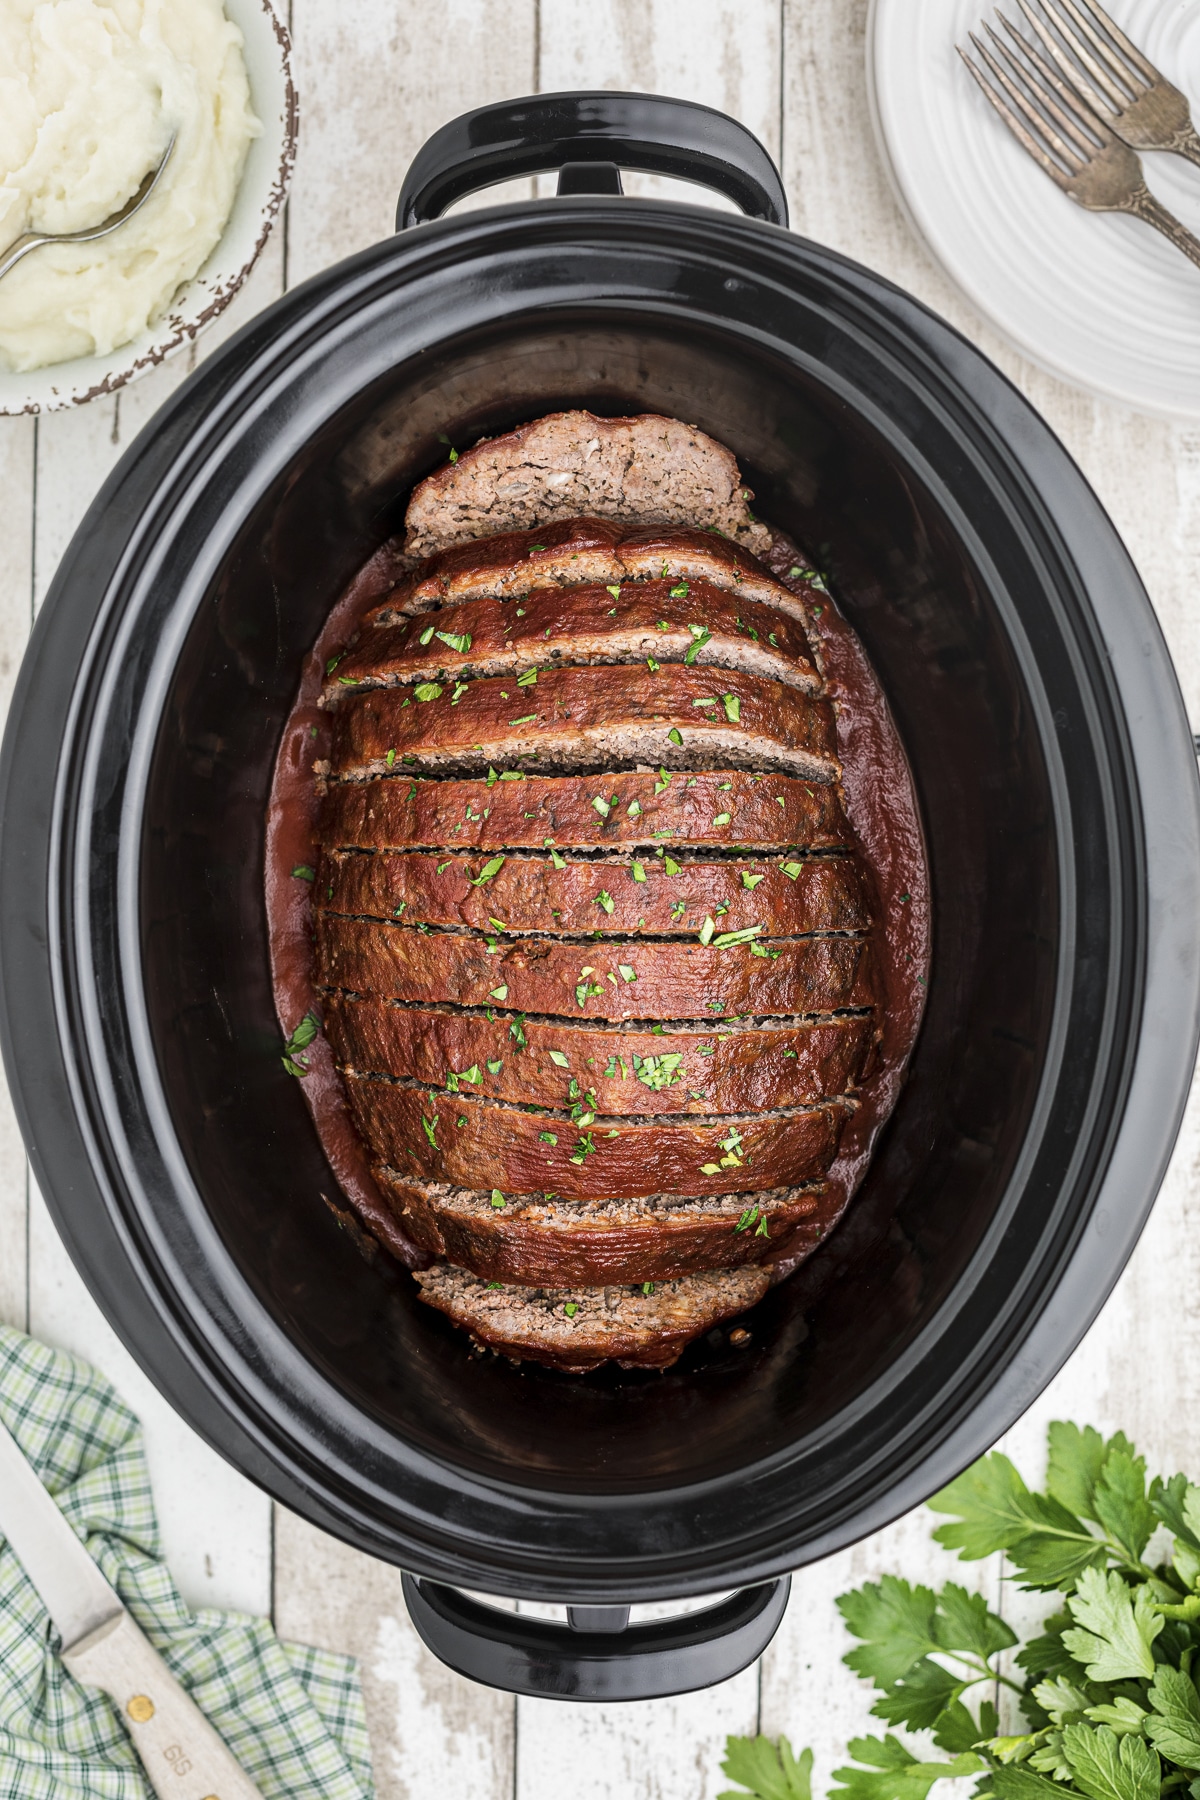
[401,1571,791,1700]
[396,91,788,230]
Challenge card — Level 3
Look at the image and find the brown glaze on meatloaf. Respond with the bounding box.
[368,516,822,625]
[316,916,871,1020]
[343,1076,850,1198]
[317,847,870,938]
[324,999,877,1118]
[383,1176,826,1287]
[326,581,821,703]
[317,768,851,855]
[327,662,840,784]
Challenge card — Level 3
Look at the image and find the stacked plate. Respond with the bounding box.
[868,0,1200,418]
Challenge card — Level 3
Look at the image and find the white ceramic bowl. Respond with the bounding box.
[0,0,297,417]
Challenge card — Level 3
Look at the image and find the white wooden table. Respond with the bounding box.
[3,4,1200,1795]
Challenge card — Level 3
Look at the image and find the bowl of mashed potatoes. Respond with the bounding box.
[0,0,296,413]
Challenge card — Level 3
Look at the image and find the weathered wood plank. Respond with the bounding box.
[286,0,538,286]
[273,1508,516,1800]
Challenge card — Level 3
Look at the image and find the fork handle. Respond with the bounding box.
[1130,186,1200,274]
[1163,123,1200,170]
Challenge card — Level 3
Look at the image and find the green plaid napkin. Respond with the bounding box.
[0,1324,375,1800]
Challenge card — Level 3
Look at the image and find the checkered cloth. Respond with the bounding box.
[0,1324,374,1800]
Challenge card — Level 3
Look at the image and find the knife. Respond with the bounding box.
[0,1414,266,1800]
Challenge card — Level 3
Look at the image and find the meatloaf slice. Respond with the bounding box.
[324,581,821,704]
[380,1174,823,1284]
[325,1000,876,1117]
[413,1262,772,1371]
[317,769,851,855]
[344,1077,849,1198]
[404,412,772,559]
[316,917,870,1020]
[317,848,870,938]
[369,518,819,627]
[329,665,840,784]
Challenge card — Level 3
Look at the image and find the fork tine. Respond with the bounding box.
[958,42,1073,187]
[1067,0,1159,84]
[1045,0,1149,99]
[985,21,1104,157]
[1013,0,1117,119]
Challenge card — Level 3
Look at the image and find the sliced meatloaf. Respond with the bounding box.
[318,768,851,855]
[328,663,840,783]
[325,999,877,1118]
[324,580,821,703]
[404,412,773,559]
[306,428,880,1369]
[412,1262,773,1371]
[371,517,823,624]
[382,1175,825,1285]
[316,916,871,1020]
[317,848,870,938]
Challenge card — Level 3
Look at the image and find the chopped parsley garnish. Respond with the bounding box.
[634,1051,684,1090]
[516,667,538,687]
[414,681,443,702]
[291,864,315,881]
[509,713,537,725]
[549,1050,570,1068]
[631,860,646,883]
[281,1011,320,1077]
[667,728,683,746]
[722,693,741,723]
[780,861,804,879]
[435,629,472,653]
[421,1114,438,1146]
[669,581,689,598]
[742,870,765,889]
[490,1189,505,1208]
[684,624,711,664]
[470,855,506,885]
[596,889,615,914]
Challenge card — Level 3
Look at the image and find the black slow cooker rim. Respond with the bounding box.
[2,197,1197,1599]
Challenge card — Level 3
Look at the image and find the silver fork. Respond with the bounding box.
[0,136,174,286]
[1013,0,1200,167]
[959,24,1200,273]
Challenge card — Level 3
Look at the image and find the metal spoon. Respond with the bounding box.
[0,135,175,286]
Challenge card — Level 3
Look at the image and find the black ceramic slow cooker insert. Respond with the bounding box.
[2,94,1198,1701]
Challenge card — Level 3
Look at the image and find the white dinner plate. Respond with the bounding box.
[0,0,296,417]
[868,0,1200,419]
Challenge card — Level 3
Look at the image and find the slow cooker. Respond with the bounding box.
[3,93,1198,1701]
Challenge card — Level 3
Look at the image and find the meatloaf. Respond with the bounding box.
[307,412,883,1370]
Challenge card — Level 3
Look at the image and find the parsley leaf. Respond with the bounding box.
[719,1734,812,1800]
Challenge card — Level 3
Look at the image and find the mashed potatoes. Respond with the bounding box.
[0,0,260,373]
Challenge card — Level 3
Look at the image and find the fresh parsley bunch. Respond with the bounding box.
[721,1424,1200,1800]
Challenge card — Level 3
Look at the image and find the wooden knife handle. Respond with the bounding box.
[62,1610,267,1800]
